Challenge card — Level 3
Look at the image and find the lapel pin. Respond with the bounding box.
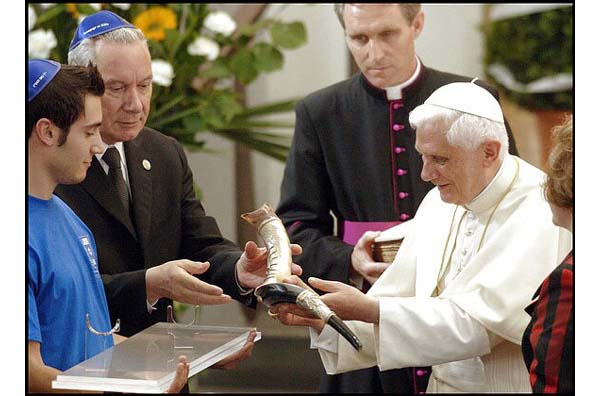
[142,159,151,171]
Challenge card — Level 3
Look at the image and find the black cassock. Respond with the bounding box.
[277,65,518,393]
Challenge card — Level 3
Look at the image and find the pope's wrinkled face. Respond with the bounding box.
[53,95,104,185]
[415,124,490,206]
[94,40,153,145]
[343,4,424,88]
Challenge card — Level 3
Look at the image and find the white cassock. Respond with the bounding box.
[311,155,572,393]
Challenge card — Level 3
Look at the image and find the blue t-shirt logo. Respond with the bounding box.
[79,236,99,275]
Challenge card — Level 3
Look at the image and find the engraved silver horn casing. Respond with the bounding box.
[242,203,362,351]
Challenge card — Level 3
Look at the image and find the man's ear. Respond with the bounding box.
[33,118,59,146]
[482,140,501,165]
[412,11,425,40]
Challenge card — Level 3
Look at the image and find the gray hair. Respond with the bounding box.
[68,27,147,66]
[409,105,509,160]
[334,4,422,29]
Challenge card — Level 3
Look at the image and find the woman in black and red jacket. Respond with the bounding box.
[522,116,573,393]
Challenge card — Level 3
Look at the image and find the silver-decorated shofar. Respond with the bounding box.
[241,203,362,351]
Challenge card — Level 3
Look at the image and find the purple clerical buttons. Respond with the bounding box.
[394,146,406,154]
[393,102,402,110]
[398,192,409,199]
[396,168,407,176]
[400,213,411,221]
[392,124,403,131]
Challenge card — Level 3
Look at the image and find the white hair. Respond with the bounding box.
[409,104,509,160]
[68,27,147,66]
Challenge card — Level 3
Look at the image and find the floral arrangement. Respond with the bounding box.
[28,3,308,160]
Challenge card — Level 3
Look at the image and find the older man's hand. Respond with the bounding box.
[270,275,326,332]
[210,330,257,370]
[235,241,303,290]
[146,260,232,305]
[350,231,391,285]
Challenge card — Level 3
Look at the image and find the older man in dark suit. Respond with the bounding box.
[55,11,301,352]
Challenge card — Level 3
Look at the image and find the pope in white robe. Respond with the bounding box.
[273,82,572,393]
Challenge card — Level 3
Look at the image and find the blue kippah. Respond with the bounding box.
[28,59,61,102]
[69,10,135,51]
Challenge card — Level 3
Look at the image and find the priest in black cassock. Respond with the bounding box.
[276,4,519,393]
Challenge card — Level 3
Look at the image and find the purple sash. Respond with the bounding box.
[341,221,401,245]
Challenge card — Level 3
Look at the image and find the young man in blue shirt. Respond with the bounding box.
[27,59,189,393]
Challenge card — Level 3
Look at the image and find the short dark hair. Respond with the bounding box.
[28,63,105,144]
[334,4,422,29]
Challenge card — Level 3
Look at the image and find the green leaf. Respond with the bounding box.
[238,19,272,37]
[212,129,290,161]
[270,21,307,49]
[77,4,100,15]
[164,29,183,60]
[202,59,232,79]
[229,48,259,84]
[199,93,243,129]
[217,130,292,149]
[235,98,301,118]
[252,43,284,72]
[182,115,205,132]
[151,95,186,119]
[212,92,245,124]
[33,4,66,25]
[224,120,295,130]
[151,107,199,129]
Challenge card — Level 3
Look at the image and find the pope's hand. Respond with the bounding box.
[350,231,390,285]
[271,275,326,332]
[146,260,232,305]
[308,277,379,324]
[235,241,303,290]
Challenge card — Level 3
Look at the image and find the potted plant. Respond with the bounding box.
[483,4,573,166]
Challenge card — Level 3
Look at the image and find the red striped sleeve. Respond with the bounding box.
[542,267,573,393]
[528,279,551,386]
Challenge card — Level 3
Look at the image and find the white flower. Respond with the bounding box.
[187,36,220,61]
[89,4,102,10]
[29,5,36,31]
[204,11,237,37]
[111,3,131,10]
[151,60,175,87]
[38,4,56,10]
[28,29,57,59]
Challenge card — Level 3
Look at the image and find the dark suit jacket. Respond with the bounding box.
[56,127,247,336]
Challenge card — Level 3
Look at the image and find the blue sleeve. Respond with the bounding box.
[28,247,42,343]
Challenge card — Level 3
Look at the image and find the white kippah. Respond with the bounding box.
[424,81,504,123]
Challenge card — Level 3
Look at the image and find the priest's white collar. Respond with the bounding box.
[464,155,517,214]
[384,56,422,101]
